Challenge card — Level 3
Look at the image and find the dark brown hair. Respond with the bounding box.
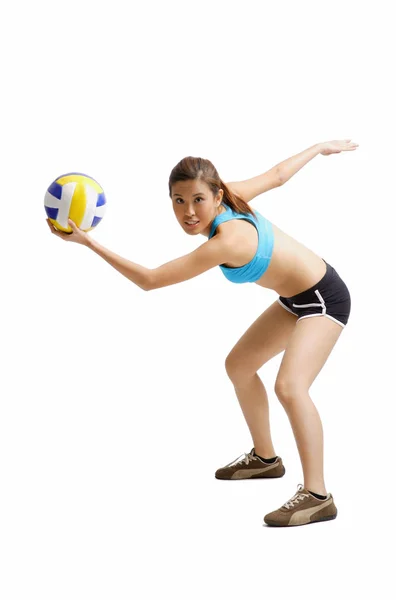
[168,156,257,222]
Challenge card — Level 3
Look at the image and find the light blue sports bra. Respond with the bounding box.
[208,203,274,284]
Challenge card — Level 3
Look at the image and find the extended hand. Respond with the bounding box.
[47,218,90,246]
[320,139,359,155]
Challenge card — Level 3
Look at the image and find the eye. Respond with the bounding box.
[175,197,204,204]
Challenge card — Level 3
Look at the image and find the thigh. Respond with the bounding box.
[225,300,298,375]
[275,316,343,396]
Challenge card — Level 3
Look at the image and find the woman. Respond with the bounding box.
[47,139,358,527]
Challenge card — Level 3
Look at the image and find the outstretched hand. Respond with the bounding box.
[320,139,359,155]
[47,218,90,246]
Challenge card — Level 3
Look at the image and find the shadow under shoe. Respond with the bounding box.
[215,448,286,480]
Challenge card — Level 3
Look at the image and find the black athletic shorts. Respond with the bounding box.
[277,259,351,328]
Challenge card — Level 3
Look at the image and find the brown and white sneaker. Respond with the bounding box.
[215,448,286,480]
[263,484,338,527]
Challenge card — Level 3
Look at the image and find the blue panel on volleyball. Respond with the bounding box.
[48,181,62,199]
[45,206,59,219]
[97,193,106,206]
[92,216,103,227]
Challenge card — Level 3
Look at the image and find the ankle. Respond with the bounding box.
[305,483,327,497]
[253,446,277,460]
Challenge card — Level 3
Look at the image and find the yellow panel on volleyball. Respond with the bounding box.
[56,174,103,193]
[69,181,87,228]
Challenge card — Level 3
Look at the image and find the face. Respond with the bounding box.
[171,179,224,237]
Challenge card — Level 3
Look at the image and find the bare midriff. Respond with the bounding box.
[254,223,327,297]
[216,216,327,298]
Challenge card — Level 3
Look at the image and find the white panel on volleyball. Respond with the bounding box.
[59,182,77,227]
[80,184,106,230]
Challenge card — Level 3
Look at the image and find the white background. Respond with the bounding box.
[1,1,394,598]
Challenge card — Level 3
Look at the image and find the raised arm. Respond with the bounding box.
[226,139,358,203]
[226,165,283,203]
[226,145,321,203]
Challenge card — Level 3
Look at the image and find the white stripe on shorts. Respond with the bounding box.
[296,313,345,328]
[277,298,299,316]
[279,289,345,328]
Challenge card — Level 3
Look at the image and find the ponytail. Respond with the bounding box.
[219,180,258,222]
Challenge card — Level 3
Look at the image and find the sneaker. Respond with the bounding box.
[215,448,285,480]
[263,484,338,526]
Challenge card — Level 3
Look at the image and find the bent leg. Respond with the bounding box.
[274,315,343,494]
[225,300,298,457]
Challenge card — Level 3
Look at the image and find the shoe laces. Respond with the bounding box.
[223,450,258,469]
[282,484,310,510]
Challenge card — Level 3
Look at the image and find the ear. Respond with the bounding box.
[216,188,224,205]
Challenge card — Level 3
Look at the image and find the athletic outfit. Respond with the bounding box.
[212,203,350,524]
[209,202,274,283]
[209,203,351,327]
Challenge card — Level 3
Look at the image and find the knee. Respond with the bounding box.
[274,378,306,406]
[225,354,255,385]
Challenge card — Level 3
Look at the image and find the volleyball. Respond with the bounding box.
[44,172,106,233]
